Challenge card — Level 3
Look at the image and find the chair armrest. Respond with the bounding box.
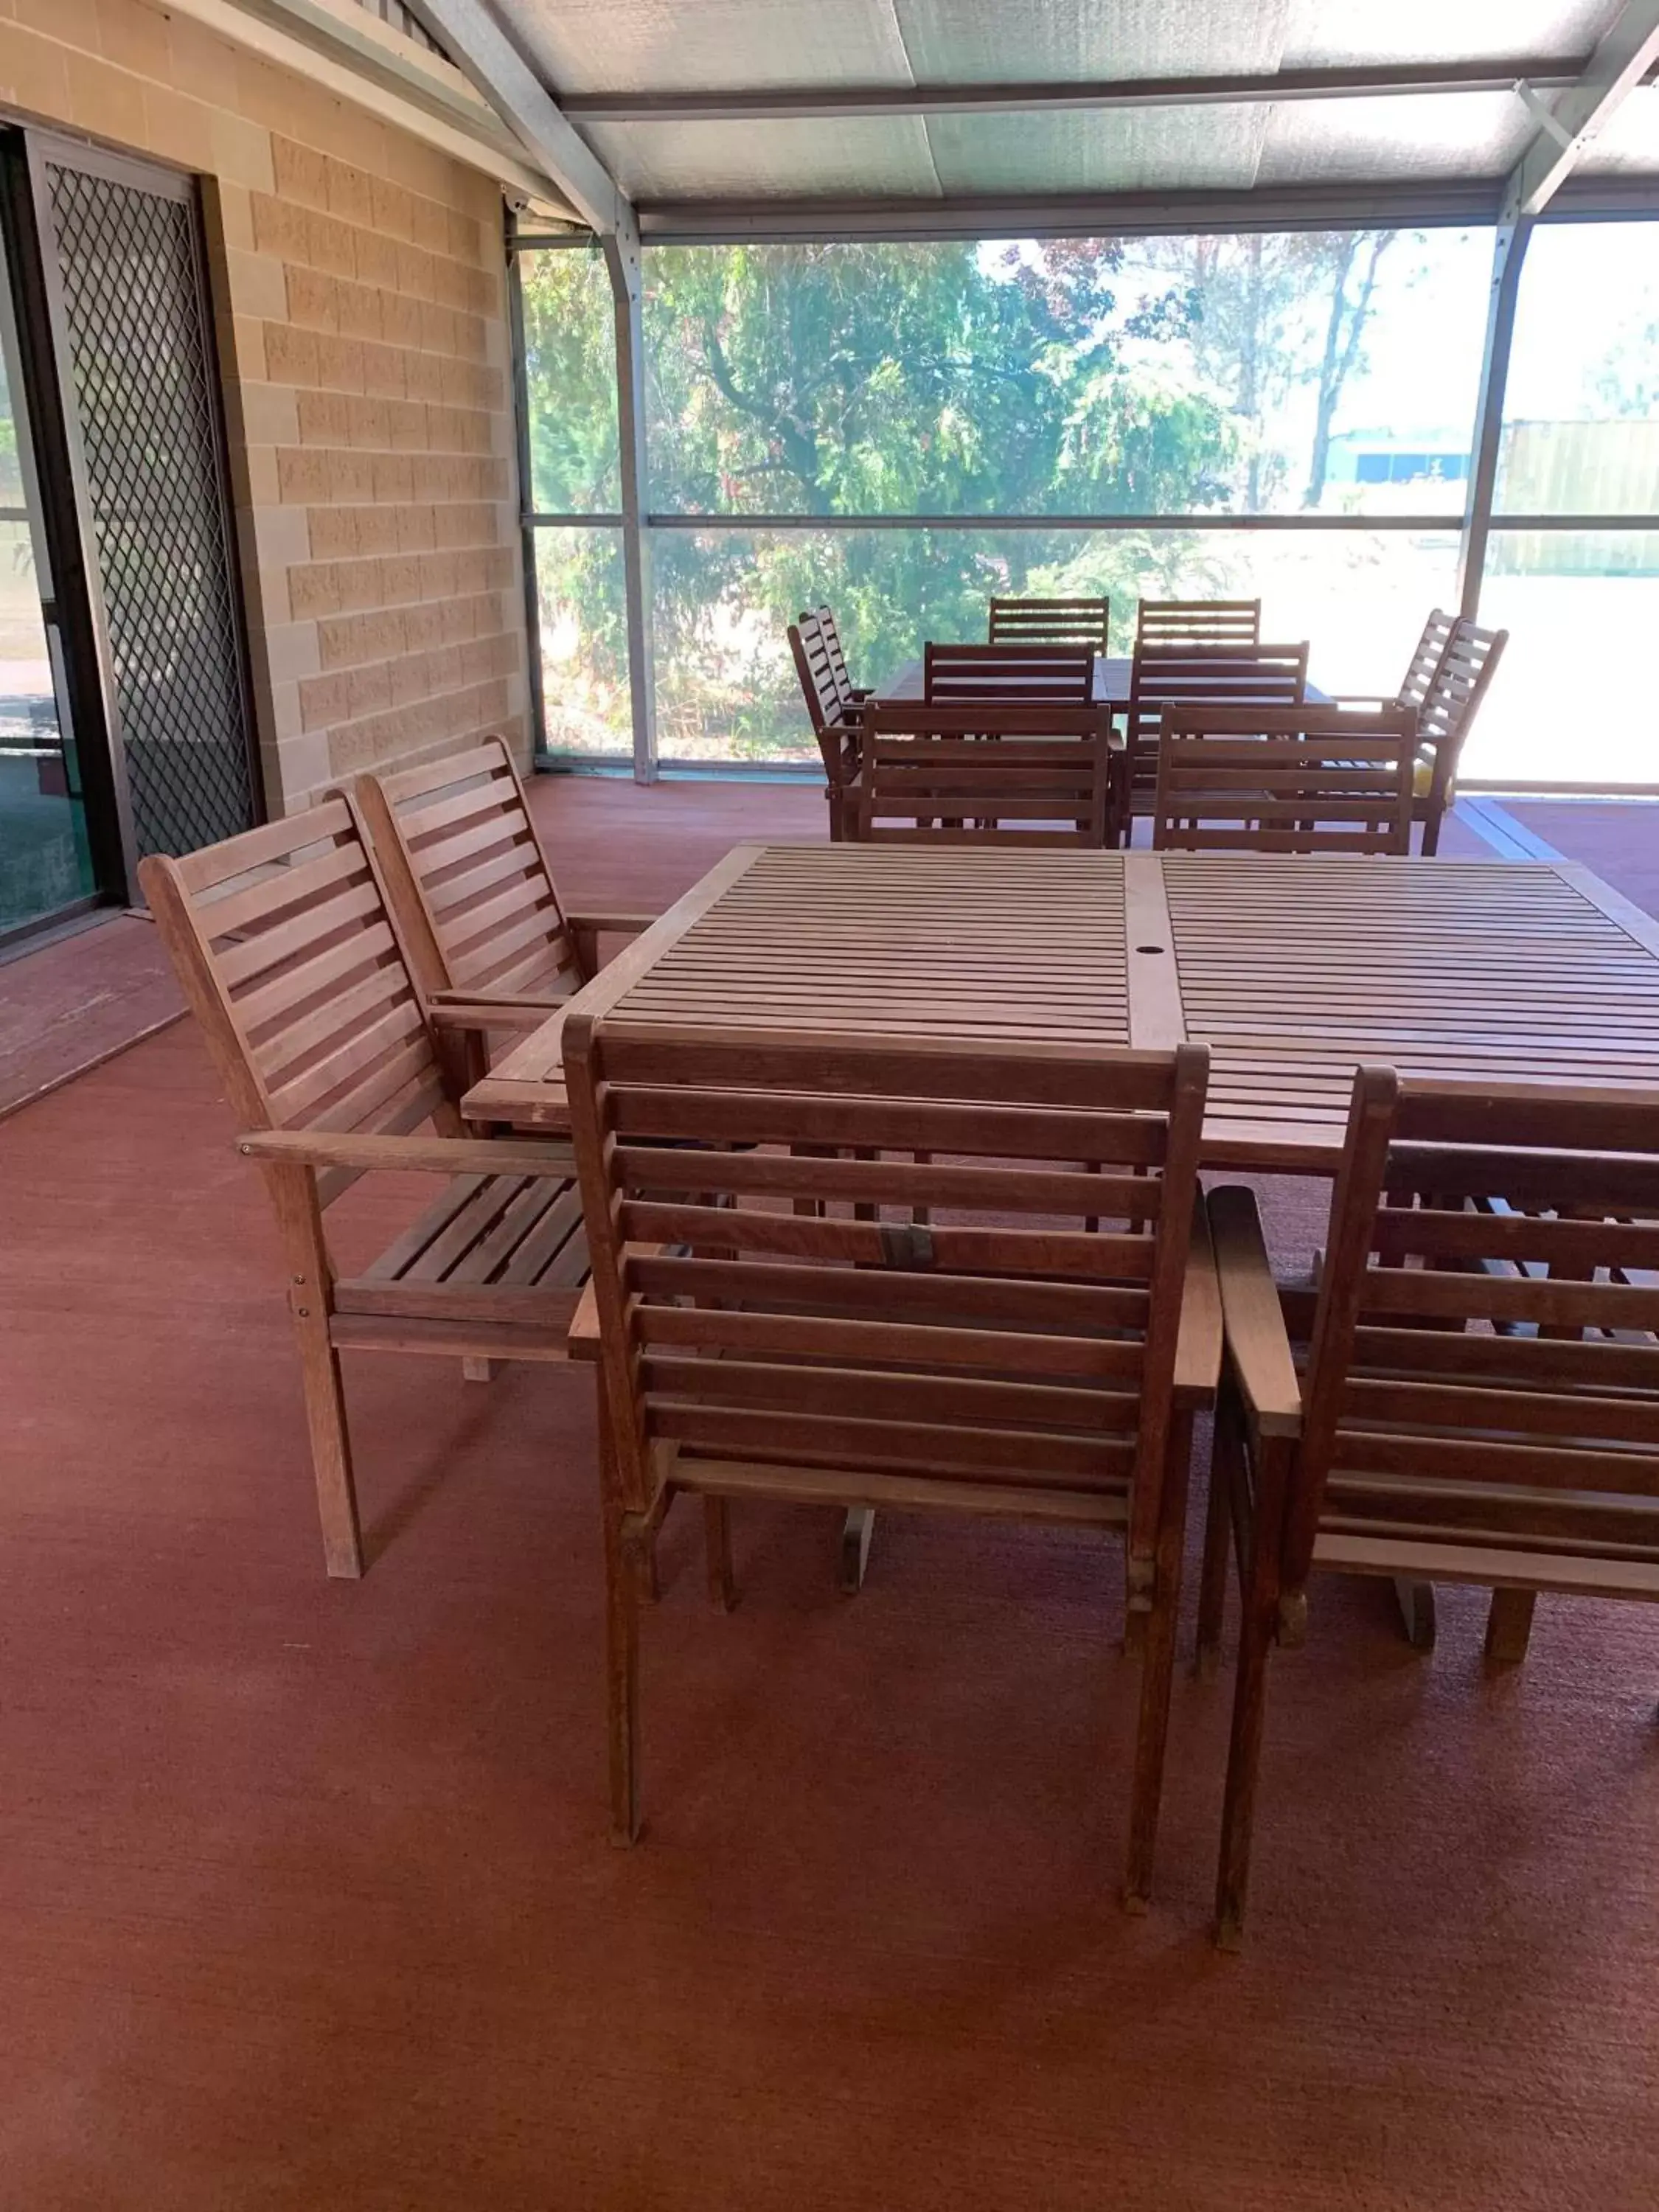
[568,1279,601,1361]
[428,997,555,1034]
[566,911,657,940]
[237,1130,577,1178]
[1206,1186,1303,1439]
[1173,1191,1223,1406]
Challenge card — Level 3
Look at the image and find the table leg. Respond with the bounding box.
[839,1506,874,1594]
[1484,1587,1536,1666]
[1393,1576,1437,1651]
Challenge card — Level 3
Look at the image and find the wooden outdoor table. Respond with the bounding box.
[463,844,1659,1159]
[463,844,1659,1601]
[878,658,1332,709]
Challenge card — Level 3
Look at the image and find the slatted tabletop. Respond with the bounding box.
[879,659,1330,707]
[462,843,1131,1128]
[462,844,1659,1168]
[1155,853,1659,1166]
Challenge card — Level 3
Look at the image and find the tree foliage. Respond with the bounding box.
[518,234,1406,757]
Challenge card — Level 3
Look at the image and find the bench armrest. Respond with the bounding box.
[1206,1185,1303,1439]
[568,1279,601,1360]
[567,911,657,939]
[237,1130,577,1178]
[428,997,556,1034]
[1172,1192,1223,1406]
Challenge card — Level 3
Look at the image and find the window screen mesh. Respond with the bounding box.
[46,161,253,858]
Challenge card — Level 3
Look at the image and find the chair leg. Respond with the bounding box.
[704,1495,737,1611]
[1215,1585,1274,1951]
[1484,1586,1537,1667]
[838,1505,874,1593]
[1195,1399,1237,1679]
[1125,1411,1192,1910]
[1214,1432,1293,1950]
[603,1503,642,1844]
[295,1323,363,1579]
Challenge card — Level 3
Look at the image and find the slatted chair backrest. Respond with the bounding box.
[924,641,1096,705]
[354,738,581,1007]
[1417,616,1507,784]
[1124,641,1309,816]
[1152,704,1416,855]
[789,610,847,735]
[139,796,448,1179]
[1136,599,1262,649]
[812,603,859,711]
[988,596,1110,650]
[853,698,1114,846]
[1396,606,1457,714]
[565,1020,1209,1562]
[1287,1070,1659,1604]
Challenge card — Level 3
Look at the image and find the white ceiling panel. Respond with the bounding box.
[1579,83,1659,170]
[923,106,1270,195]
[891,0,1290,82]
[583,116,943,199]
[1259,91,1534,181]
[508,0,914,94]
[1282,1,1620,67]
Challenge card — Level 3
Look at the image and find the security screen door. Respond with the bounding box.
[28,136,256,908]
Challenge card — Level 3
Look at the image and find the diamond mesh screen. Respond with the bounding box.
[46,162,253,859]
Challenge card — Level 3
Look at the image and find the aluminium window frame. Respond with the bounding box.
[512,195,1659,790]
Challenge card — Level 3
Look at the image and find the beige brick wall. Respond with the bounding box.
[0,0,527,815]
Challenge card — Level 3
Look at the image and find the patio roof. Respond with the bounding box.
[402,0,1659,237]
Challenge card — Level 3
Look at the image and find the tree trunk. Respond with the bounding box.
[1305,234,1393,509]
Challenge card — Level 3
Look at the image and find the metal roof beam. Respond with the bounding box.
[564,56,1616,124]
[404,0,627,234]
[633,172,1659,247]
[1505,1,1659,218]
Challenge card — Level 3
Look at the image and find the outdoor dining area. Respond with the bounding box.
[6,0,1659,2202]
[137,586,1659,1953]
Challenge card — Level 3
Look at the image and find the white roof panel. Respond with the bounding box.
[1259,93,1535,184]
[1580,83,1659,171]
[585,117,943,200]
[510,0,913,94]
[923,108,1270,196]
[1282,0,1620,67]
[891,0,1290,81]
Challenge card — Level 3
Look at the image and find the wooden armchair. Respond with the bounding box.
[849,698,1117,846]
[138,796,590,1580]
[989,595,1110,650]
[351,738,655,1057]
[563,1015,1220,1902]
[1415,619,1507,855]
[787,610,863,839]
[1121,641,1309,838]
[1324,610,1503,854]
[1201,1071,1659,1944]
[1397,605,1458,717]
[1135,598,1262,648]
[811,602,868,709]
[1152,704,1417,855]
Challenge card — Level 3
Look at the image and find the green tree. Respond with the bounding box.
[518,240,1241,758]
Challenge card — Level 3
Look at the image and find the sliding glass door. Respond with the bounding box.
[0,218,88,939]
